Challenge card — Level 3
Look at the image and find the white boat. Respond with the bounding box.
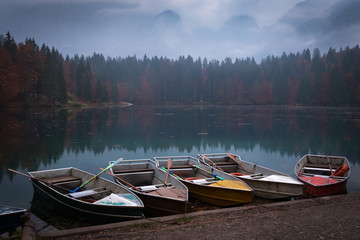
[198,153,304,199]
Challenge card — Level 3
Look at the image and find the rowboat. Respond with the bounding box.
[108,159,188,216]
[0,205,27,234]
[294,154,351,196]
[28,167,144,223]
[198,153,304,199]
[153,156,253,207]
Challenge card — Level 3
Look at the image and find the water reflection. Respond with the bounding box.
[1,106,360,169]
[1,106,360,207]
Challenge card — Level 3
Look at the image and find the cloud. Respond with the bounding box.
[0,0,359,61]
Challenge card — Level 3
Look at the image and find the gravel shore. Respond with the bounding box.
[37,193,360,240]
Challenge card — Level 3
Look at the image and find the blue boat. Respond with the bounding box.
[0,205,27,234]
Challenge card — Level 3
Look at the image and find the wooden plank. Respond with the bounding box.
[304,167,332,172]
[40,175,81,184]
[152,188,180,198]
[215,162,238,166]
[169,165,193,169]
[113,168,154,174]
[301,173,347,180]
[305,163,341,169]
[70,189,111,199]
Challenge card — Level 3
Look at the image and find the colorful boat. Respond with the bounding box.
[0,205,27,234]
[28,167,144,223]
[198,153,304,199]
[294,154,351,196]
[153,156,253,207]
[108,159,188,217]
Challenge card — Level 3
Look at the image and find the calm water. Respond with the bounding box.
[1,105,360,210]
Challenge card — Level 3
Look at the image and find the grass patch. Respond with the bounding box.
[171,216,196,224]
[123,222,154,230]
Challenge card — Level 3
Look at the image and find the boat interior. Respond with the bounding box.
[154,157,221,185]
[300,163,348,180]
[114,168,156,187]
[110,161,188,200]
[40,175,81,193]
[200,154,280,180]
[37,175,113,202]
[111,161,176,191]
[297,155,350,183]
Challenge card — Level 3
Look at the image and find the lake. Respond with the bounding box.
[1,105,360,210]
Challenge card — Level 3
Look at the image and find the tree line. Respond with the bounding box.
[1,31,360,107]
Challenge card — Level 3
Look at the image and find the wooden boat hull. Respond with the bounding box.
[0,205,27,234]
[109,159,188,217]
[29,167,144,223]
[198,153,304,199]
[133,191,187,216]
[154,156,253,207]
[301,179,348,196]
[294,154,351,196]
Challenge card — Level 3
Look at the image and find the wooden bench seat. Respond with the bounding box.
[305,163,341,169]
[70,188,111,199]
[40,175,81,184]
[304,167,332,172]
[113,168,154,174]
[212,161,237,166]
[301,173,347,180]
[168,164,194,169]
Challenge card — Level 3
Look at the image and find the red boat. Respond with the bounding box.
[294,154,351,196]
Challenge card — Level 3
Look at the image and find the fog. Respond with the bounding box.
[1,0,359,61]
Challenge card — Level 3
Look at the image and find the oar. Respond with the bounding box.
[200,154,224,171]
[226,153,252,174]
[71,158,123,193]
[164,158,172,187]
[100,168,141,191]
[190,164,224,180]
[327,156,334,178]
[160,166,183,180]
[8,168,71,192]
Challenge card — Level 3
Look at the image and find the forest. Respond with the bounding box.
[1,31,360,107]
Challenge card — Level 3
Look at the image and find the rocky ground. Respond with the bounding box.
[37,193,360,240]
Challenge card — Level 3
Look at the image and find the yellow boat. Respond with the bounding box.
[154,156,253,207]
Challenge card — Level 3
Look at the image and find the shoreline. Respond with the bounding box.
[33,192,360,239]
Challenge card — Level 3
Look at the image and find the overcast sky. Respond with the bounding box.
[1,0,359,61]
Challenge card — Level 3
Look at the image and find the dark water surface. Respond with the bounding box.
[1,105,359,218]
